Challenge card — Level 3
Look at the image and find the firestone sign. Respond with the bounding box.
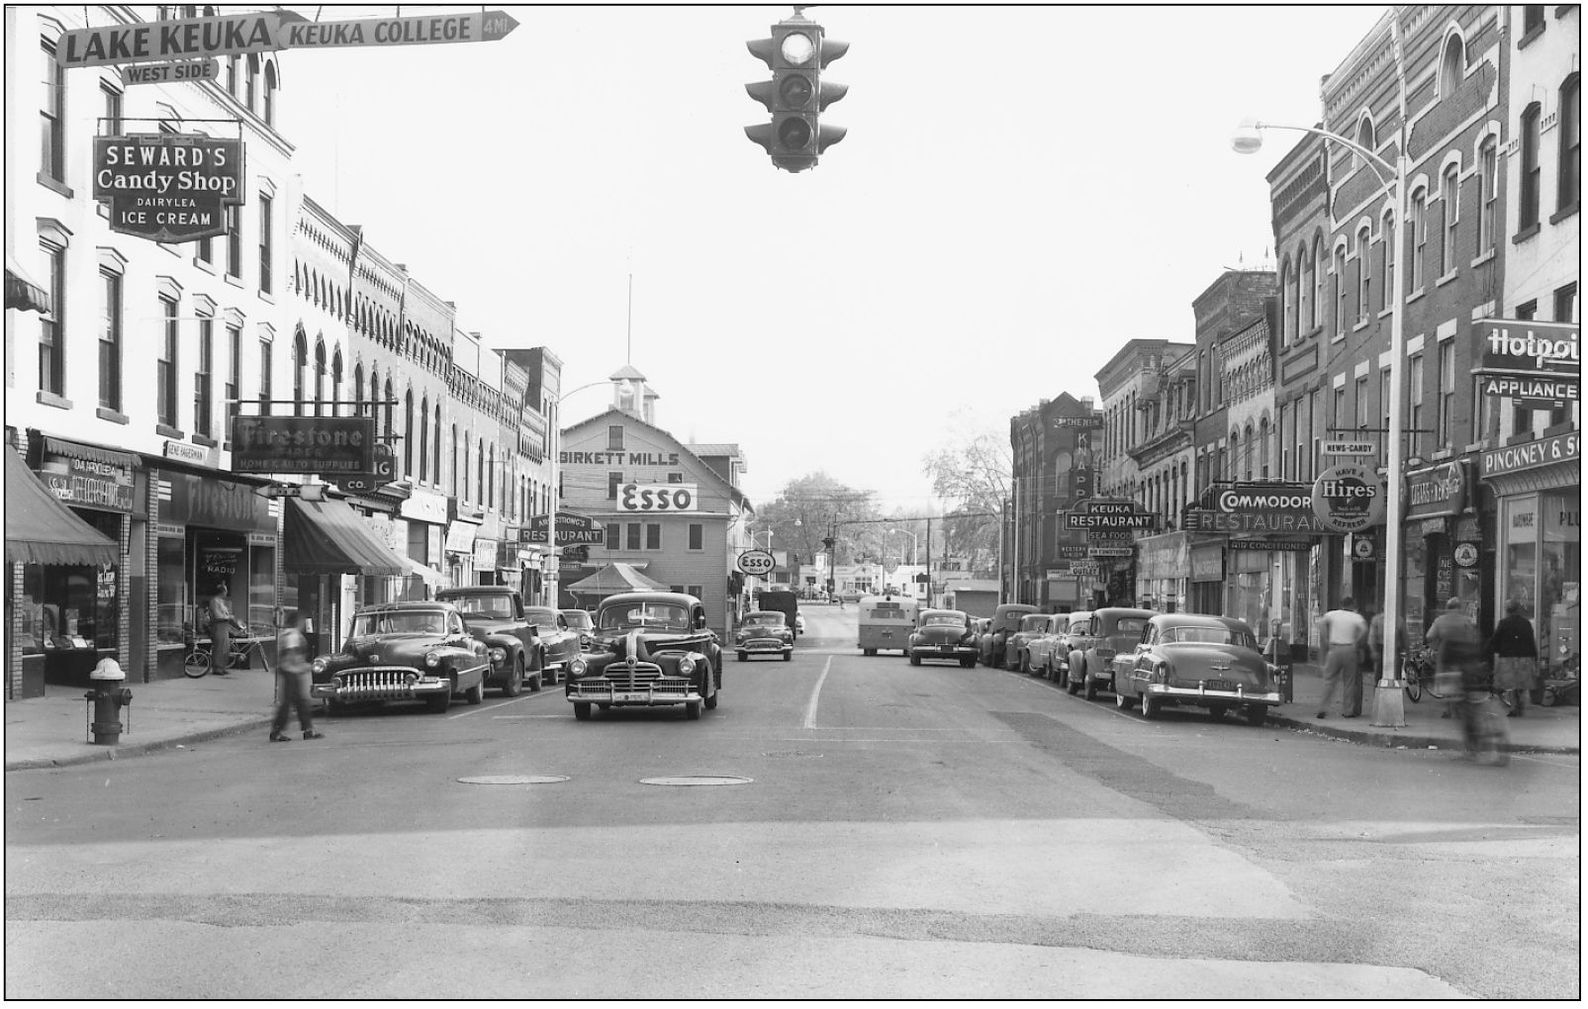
[229,416,374,474]
[93,133,243,243]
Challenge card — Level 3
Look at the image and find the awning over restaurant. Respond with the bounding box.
[4,445,117,566]
[5,253,51,314]
[565,562,668,597]
[282,498,408,576]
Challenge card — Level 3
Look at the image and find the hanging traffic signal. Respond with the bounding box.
[745,12,847,173]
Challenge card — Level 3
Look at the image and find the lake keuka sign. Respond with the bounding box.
[94,133,243,243]
[56,10,519,69]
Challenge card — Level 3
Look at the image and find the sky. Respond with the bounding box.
[275,4,1389,514]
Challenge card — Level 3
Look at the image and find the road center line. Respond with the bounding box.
[450,685,557,719]
[803,656,831,730]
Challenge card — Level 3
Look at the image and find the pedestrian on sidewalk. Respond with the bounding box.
[1426,597,1477,720]
[1315,596,1367,719]
[1486,598,1538,718]
[270,610,323,742]
[1347,605,1374,716]
[206,582,244,677]
[1369,605,1407,680]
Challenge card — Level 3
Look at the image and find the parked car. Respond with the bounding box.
[907,608,979,667]
[524,606,583,684]
[981,603,1037,667]
[435,586,545,695]
[1042,611,1094,681]
[561,608,596,650]
[1065,607,1157,699]
[565,591,723,720]
[311,602,489,714]
[794,612,806,636]
[1025,614,1070,677]
[1005,613,1053,672]
[736,610,794,661]
[1110,612,1282,725]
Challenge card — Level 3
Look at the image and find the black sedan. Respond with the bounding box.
[565,592,723,720]
[311,602,490,714]
[1110,613,1282,725]
[908,609,980,667]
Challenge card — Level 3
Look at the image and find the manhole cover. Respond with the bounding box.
[456,774,569,785]
[640,775,754,787]
[762,750,823,758]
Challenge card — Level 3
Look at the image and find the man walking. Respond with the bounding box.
[1315,596,1367,719]
[271,610,323,742]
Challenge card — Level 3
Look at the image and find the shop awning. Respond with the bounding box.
[403,555,449,589]
[4,445,117,566]
[565,562,668,597]
[41,435,137,469]
[282,498,408,576]
[5,252,51,314]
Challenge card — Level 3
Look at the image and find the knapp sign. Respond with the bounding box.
[1312,464,1385,533]
[93,133,243,243]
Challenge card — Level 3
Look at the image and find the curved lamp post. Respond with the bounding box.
[1231,116,1408,728]
[544,378,631,607]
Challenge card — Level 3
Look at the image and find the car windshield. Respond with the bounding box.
[444,594,514,619]
[561,611,592,630]
[598,602,691,631]
[351,610,447,636]
[1107,617,1149,636]
[923,613,966,627]
[745,614,785,627]
[1020,615,1048,631]
[1162,624,1257,649]
[524,607,561,628]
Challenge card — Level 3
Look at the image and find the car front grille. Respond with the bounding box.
[335,667,420,699]
[598,662,670,691]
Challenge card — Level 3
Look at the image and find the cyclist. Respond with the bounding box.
[206,582,245,677]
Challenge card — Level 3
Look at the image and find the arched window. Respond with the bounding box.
[1311,235,1326,330]
[331,349,343,414]
[367,366,379,431]
[1520,103,1542,229]
[403,389,414,476]
[1561,75,1581,212]
[1259,417,1271,478]
[292,328,308,415]
[353,364,363,416]
[488,444,496,508]
[1300,243,1313,333]
[1280,258,1295,343]
[1477,137,1498,253]
[1382,210,1396,311]
[433,405,442,486]
[477,438,486,502]
[245,53,258,112]
[1440,164,1460,276]
[313,337,326,416]
[1243,422,1256,480]
[1355,114,1375,172]
[1438,33,1465,98]
[1410,187,1428,287]
[383,379,394,446]
[1334,245,1348,336]
[419,396,429,482]
[262,60,276,127]
[451,425,459,498]
[1357,225,1373,323]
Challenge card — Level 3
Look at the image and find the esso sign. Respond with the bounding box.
[737,550,775,576]
[619,482,698,512]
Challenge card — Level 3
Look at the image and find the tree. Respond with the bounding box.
[921,420,1010,576]
[754,472,879,567]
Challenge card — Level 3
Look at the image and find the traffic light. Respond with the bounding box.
[745,12,847,172]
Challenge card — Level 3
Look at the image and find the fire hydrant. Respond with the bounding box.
[85,658,132,745]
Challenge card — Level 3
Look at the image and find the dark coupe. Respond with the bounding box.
[1110,612,1282,725]
[311,602,490,714]
[564,591,723,721]
[908,609,979,667]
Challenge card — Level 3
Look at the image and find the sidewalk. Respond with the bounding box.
[1271,661,1580,755]
[4,660,1579,772]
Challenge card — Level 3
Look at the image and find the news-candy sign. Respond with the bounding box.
[93,133,243,243]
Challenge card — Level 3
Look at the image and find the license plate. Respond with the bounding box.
[940,645,954,652]
[1204,679,1234,692]
[612,691,649,702]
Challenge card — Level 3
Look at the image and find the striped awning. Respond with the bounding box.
[5,253,51,314]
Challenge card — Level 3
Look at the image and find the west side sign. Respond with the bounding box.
[56,10,520,68]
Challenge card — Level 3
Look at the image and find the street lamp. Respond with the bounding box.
[887,527,919,566]
[1232,106,1409,728]
[544,378,630,608]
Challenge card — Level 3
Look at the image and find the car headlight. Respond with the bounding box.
[677,655,696,676]
[425,651,441,668]
[568,657,587,676]
[405,671,419,685]
[488,647,507,663]
[312,657,327,674]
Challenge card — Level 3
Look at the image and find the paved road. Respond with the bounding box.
[5,605,1578,998]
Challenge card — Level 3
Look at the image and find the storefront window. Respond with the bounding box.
[1503,496,1539,619]
[18,567,46,654]
[1539,492,1579,676]
[248,543,275,629]
[157,535,186,644]
[1402,534,1427,634]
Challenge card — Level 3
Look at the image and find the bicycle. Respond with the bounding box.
[184,626,271,678]
[1401,644,1447,702]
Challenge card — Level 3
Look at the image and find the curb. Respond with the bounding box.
[4,716,275,773]
[1267,712,1579,756]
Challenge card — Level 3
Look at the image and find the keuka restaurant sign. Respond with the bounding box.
[93,133,243,243]
[229,416,374,475]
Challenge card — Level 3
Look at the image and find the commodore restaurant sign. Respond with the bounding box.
[93,133,243,243]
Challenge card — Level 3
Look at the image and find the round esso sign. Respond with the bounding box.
[737,549,775,577]
[1312,464,1385,533]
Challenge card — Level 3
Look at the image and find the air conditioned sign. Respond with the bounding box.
[93,133,243,243]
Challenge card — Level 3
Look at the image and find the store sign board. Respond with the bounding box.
[1183,507,1326,535]
[93,133,244,243]
[1087,546,1135,558]
[41,457,135,513]
[399,488,450,525]
[1480,430,1579,478]
[524,511,604,546]
[1320,441,1375,457]
[618,483,697,512]
[1312,464,1385,533]
[1475,319,1579,376]
[1477,373,1578,409]
[1404,461,1467,520]
[56,12,298,68]
[1064,498,1157,530]
[121,58,219,86]
[230,415,374,474]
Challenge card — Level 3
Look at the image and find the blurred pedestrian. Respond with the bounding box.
[1425,597,1477,720]
[271,610,322,742]
[206,582,244,677]
[1315,596,1367,719]
[1346,605,1373,717]
[1486,599,1539,718]
[1369,605,1407,680]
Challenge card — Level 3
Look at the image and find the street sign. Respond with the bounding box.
[280,10,520,50]
[57,11,302,69]
[1320,440,1375,457]
[737,550,776,577]
[255,483,327,501]
[1087,547,1134,558]
[121,59,219,87]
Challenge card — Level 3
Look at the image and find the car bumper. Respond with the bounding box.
[1143,683,1282,705]
[910,644,978,661]
[566,682,701,706]
[737,639,792,655]
[312,666,452,702]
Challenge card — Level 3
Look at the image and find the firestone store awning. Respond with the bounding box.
[282,498,408,576]
[4,445,117,566]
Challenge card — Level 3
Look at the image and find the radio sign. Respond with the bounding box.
[93,133,243,243]
[1312,464,1385,534]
